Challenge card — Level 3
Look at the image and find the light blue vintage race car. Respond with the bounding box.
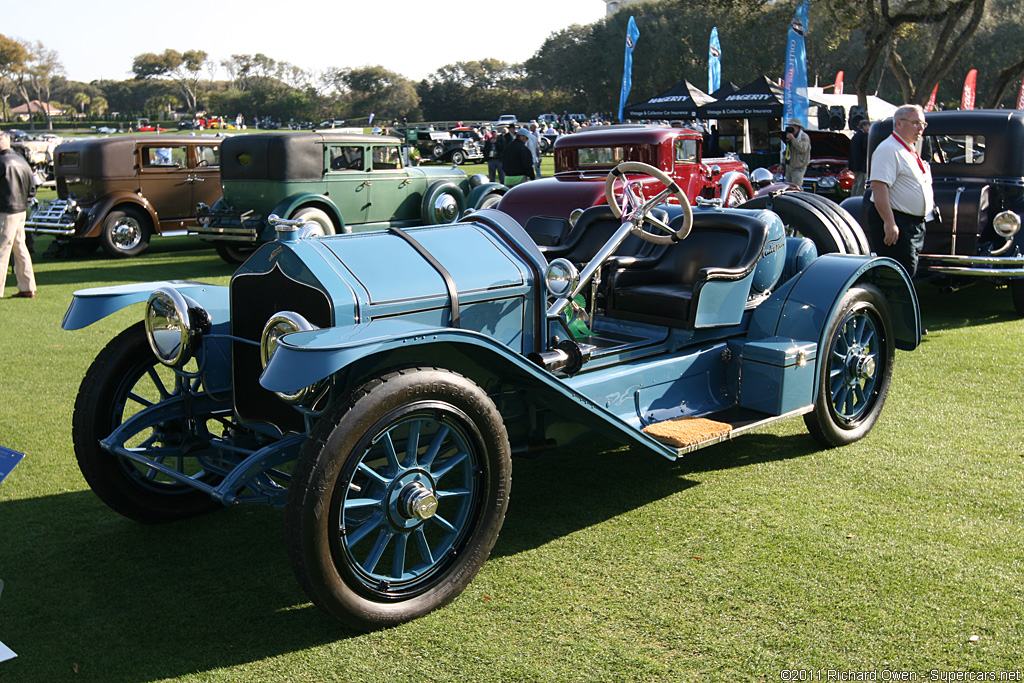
[63,162,920,631]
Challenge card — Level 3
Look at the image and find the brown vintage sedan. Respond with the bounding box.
[26,135,222,257]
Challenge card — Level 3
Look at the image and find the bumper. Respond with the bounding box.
[190,209,262,243]
[919,253,1024,277]
[24,199,81,236]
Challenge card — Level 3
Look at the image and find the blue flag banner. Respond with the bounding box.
[618,16,641,122]
[708,28,721,95]
[0,446,25,485]
[783,0,810,127]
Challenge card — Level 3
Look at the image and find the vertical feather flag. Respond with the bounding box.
[925,84,939,112]
[708,28,721,95]
[833,70,843,95]
[1017,75,1024,110]
[618,17,641,122]
[962,69,977,110]
[783,0,811,127]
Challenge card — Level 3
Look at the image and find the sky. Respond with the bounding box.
[5,0,610,84]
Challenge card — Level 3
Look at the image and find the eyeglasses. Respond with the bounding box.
[899,119,928,129]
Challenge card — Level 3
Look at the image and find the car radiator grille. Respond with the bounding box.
[231,265,334,433]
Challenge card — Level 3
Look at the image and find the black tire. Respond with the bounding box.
[431,144,444,158]
[286,367,511,630]
[214,241,256,265]
[450,150,466,165]
[804,285,895,447]
[100,206,151,258]
[1010,280,1024,316]
[291,207,336,237]
[740,192,849,255]
[72,322,225,523]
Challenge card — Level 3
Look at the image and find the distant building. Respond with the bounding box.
[605,0,650,14]
[10,100,66,122]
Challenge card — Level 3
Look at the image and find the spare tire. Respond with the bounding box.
[739,191,851,255]
[422,181,467,225]
[795,191,870,255]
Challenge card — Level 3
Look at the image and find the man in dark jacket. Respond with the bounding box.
[0,131,37,298]
[502,128,536,187]
[483,132,505,183]
[849,119,871,196]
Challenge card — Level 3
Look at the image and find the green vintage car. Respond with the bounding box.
[193,131,507,263]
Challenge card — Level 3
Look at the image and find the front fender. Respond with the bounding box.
[719,171,755,206]
[78,191,158,239]
[466,182,507,208]
[62,280,229,330]
[262,318,679,460]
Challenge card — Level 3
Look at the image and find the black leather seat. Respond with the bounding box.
[541,205,668,265]
[606,212,769,329]
[524,215,572,246]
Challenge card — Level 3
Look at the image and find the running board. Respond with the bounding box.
[642,405,814,456]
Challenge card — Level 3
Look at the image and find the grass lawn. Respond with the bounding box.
[1,229,1022,682]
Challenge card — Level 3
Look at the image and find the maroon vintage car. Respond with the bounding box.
[496,125,752,245]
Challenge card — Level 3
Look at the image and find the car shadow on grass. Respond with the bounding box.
[0,431,820,681]
[916,280,1022,332]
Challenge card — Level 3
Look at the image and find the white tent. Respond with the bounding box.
[806,87,898,134]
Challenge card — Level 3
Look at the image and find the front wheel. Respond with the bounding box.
[450,150,466,165]
[286,367,511,630]
[72,322,225,523]
[101,206,151,258]
[291,207,336,237]
[804,285,895,447]
[1009,280,1024,316]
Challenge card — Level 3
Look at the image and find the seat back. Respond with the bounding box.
[543,205,665,264]
[524,215,572,247]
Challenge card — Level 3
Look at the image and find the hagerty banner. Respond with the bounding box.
[783,0,810,127]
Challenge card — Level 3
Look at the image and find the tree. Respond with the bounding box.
[89,95,108,118]
[13,41,64,130]
[73,91,90,115]
[132,49,208,115]
[0,34,28,122]
[325,66,420,120]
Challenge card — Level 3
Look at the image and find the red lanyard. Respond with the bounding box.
[891,133,926,174]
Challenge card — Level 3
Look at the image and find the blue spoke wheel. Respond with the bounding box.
[287,367,511,630]
[804,285,895,447]
[72,322,225,523]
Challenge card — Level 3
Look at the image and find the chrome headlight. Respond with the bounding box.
[468,173,488,188]
[993,211,1020,238]
[545,258,580,300]
[817,176,836,188]
[261,311,320,404]
[145,288,208,368]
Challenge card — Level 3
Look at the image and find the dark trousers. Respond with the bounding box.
[867,202,927,278]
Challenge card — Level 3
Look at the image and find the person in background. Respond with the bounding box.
[483,132,505,184]
[502,128,536,187]
[868,104,934,279]
[0,131,37,298]
[849,118,871,196]
[528,123,542,179]
[783,118,811,186]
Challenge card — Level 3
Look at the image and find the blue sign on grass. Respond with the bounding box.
[0,447,25,484]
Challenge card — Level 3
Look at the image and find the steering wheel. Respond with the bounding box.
[604,161,693,244]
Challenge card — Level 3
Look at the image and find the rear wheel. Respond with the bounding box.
[286,367,511,630]
[804,285,895,447]
[292,207,336,237]
[450,150,466,165]
[101,206,151,258]
[214,241,256,265]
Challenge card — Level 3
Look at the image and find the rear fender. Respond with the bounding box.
[268,194,344,239]
[62,280,229,330]
[262,318,679,460]
[79,191,158,239]
[748,254,920,399]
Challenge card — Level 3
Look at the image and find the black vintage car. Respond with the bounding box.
[409,130,482,165]
[842,109,1024,314]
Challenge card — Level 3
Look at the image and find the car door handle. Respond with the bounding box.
[362,181,372,187]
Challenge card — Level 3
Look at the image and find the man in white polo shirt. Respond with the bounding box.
[868,104,934,278]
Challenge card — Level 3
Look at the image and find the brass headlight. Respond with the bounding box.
[261,311,320,404]
[145,288,208,368]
